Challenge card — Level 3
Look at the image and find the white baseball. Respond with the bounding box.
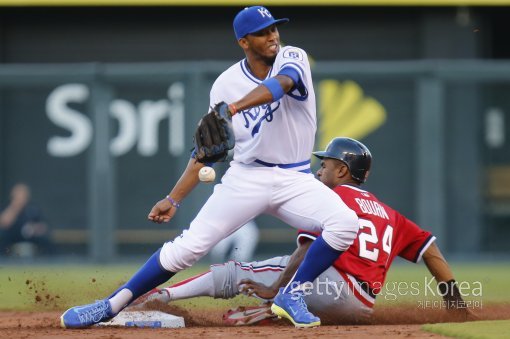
[199,166,216,183]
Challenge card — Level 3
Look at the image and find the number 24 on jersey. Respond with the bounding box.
[358,219,394,262]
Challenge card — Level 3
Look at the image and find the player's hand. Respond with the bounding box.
[453,307,480,321]
[465,308,480,321]
[147,199,177,224]
[446,304,480,322]
[239,279,278,299]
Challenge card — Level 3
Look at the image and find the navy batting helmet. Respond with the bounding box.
[313,137,372,183]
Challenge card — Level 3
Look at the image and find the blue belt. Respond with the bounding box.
[254,159,312,173]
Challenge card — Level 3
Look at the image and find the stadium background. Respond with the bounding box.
[1,1,510,262]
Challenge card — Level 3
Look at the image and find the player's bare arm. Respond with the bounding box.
[423,243,478,319]
[148,159,205,224]
[239,238,312,299]
[422,242,454,282]
[229,75,294,115]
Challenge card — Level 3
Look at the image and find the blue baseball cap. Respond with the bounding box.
[233,6,289,40]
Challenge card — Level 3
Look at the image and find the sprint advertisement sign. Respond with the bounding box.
[46,82,186,157]
[43,80,387,159]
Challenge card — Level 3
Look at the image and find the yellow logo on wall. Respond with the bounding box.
[318,79,386,151]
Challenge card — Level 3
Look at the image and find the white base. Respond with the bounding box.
[97,310,185,328]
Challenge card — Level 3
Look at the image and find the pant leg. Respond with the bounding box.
[269,168,359,251]
[228,220,260,261]
[159,164,271,272]
[210,220,260,262]
[304,267,373,324]
[209,233,233,263]
[210,256,290,299]
[209,253,373,324]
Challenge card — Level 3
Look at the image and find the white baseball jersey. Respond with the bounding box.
[210,45,316,168]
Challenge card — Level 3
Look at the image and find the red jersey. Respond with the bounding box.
[298,185,435,307]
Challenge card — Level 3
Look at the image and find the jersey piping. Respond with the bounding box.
[414,235,436,263]
[240,59,273,84]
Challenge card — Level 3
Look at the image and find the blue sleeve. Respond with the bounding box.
[278,66,308,100]
[278,66,301,86]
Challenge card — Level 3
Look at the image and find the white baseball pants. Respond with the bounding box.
[160,162,359,272]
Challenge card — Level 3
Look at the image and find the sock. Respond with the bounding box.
[109,289,133,313]
[108,248,175,313]
[283,235,343,294]
[165,271,215,301]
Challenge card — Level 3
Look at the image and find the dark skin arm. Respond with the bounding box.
[148,159,204,223]
[422,242,454,282]
[239,238,312,299]
[423,242,478,320]
[231,75,294,114]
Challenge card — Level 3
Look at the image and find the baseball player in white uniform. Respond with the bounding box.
[61,6,358,329]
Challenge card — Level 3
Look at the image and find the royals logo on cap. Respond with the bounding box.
[257,7,272,18]
[233,6,289,40]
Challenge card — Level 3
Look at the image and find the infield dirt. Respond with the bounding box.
[1,303,509,339]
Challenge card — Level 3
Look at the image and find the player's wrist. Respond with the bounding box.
[270,283,281,296]
[227,103,237,116]
[165,195,181,208]
[438,279,465,309]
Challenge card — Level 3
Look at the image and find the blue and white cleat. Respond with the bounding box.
[271,288,321,328]
[60,299,115,328]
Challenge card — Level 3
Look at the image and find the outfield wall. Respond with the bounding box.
[0,6,509,260]
[1,60,509,260]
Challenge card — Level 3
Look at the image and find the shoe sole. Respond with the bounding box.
[270,304,320,328]
[60,314,66,329]
[223,306,276,326]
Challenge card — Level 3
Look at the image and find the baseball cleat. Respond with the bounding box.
[130,288,171,307]
[223,304,277,326]
[271,288,320,328]
[60,299,115,328]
